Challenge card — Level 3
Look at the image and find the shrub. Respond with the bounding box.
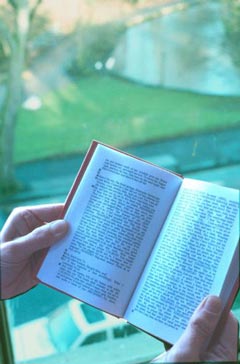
[68,22,124,77]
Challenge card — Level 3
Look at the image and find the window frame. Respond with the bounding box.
[0,301,14,364]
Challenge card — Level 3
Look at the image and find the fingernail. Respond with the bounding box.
[50,220,68,238]
[202,296,222,314]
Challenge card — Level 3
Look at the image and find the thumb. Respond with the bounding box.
[9,220,69,260]
[187,295,222,350]
[173,295,222,361]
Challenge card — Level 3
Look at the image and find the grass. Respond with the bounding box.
[15,74,240,163]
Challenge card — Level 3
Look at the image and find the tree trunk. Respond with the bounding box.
[0,2,29,194]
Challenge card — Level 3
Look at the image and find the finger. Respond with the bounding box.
[206,311,239,361]
[179,296,222,353]
[25,203,65,222]
[4,220,69,261]
[0,204,65,242]
[0,208,37,241]
[221,312,239,359]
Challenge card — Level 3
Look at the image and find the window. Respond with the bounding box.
[80,304,105,324]
[113,324,139,338]
[81,331,107,346]
[1,1,239,363]
[47,305,81,351]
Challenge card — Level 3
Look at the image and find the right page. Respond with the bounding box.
[125,178,239,344]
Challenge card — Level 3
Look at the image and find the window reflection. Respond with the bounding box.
[1,0,239,363]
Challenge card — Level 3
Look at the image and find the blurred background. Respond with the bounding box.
[0,0,239,363]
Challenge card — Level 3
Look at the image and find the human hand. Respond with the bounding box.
[0,204,68,299]
[151,295,238,362]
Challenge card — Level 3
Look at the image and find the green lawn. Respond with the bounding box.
[15,74,240,163]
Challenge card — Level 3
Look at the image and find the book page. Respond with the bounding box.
[125,178,239,344]
[38,143,182,316]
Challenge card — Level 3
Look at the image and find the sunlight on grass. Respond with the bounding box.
[15,75,240,163]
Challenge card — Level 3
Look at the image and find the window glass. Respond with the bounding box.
[47,304,81,352]
[80,304,105,324]
[113,324,139,338]
[0,0,239,363]
[81,331,107,346]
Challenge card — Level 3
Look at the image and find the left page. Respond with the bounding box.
[37,143,183,317]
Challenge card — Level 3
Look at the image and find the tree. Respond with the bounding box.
[0,0,42,194]
[221,0,240,68]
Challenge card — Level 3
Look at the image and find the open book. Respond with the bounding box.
[37,141,239,345]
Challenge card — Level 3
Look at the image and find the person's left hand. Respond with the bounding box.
[0,204,68,299]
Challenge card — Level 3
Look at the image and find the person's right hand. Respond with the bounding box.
[0,204,68,299]
[151,295,238,362]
